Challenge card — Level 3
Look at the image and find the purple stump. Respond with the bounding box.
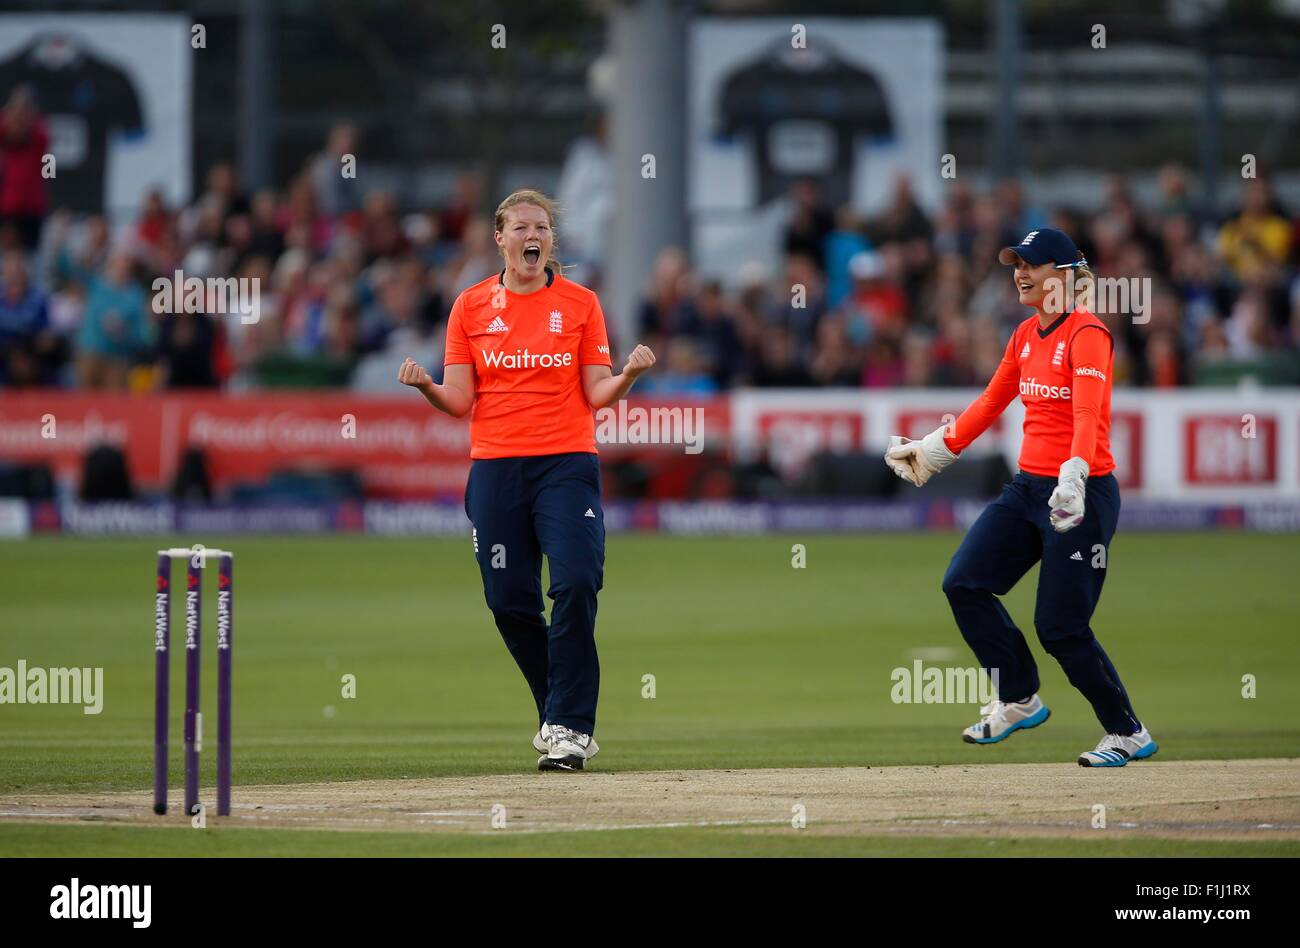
[153,554,171,815]
[216,553,233,816]
[184,554,202,816]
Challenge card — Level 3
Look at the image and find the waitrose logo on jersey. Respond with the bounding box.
[480,348,574,369]
[1020,377,1071,400]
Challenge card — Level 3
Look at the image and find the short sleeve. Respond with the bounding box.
[581,297,613,366]
[443,294,472,366]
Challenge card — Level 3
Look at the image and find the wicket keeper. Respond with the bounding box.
[885,227,1156,768]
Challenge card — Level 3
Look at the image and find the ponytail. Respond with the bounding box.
[1072,255,1096,310]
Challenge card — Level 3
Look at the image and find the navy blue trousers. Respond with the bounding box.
[464,452,604,735]
[942,472,1142,735]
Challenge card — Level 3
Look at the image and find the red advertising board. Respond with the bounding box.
[0,393,473,498]
[1184,414,1277,485]
[1109,410,1143,489]
[0,393,735,499]
[753,409,865,477]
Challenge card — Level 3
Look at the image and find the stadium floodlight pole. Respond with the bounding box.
[1198,24,1221,222]
[237,0,275,192]
[606,0,689,345]
[990,0,1024,181]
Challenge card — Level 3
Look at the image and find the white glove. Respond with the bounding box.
[884,426,959,487]
[1048,456,1089,532]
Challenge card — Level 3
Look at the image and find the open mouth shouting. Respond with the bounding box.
[523,243,542,266]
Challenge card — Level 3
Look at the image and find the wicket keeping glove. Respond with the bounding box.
[1048,456,1089,532]
[884,426,959,487]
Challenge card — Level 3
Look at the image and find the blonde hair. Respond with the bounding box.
[1071,255,1097,310]
[494,189,562,275]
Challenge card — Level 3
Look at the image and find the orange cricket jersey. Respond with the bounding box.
[945,308,1115,477]
[444,269,613,459]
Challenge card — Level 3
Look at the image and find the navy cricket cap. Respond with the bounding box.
[998,228,1086,268]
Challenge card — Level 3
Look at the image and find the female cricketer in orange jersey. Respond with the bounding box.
[885,227,1157,768]
[398,190,654,771]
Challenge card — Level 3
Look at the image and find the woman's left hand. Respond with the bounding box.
[623,344,656,378]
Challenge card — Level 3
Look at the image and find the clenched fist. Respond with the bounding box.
[398,357,432,391]
[623,344,656,378]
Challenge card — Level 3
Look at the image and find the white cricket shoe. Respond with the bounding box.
[533,723,599,758]
[1078,727,1158,767]
[962,694,1051,744]
[538,724,597,771]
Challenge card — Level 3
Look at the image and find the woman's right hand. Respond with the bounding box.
[398,357,432,392]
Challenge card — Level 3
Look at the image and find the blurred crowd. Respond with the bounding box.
[633,172,1300,394]
[2,91,1299,392]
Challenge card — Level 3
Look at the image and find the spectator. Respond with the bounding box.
[278,172,331,255]
[77,250,150,389]
[635,337,717,395]
[783,179,834,271]
[309,123,361,219]
[0,251,56,384]
[768,254,828,359]
[3,141,1296,395]
[0,86,50,251]
[808,313,862,386]
[445,215,497,297]
[247,189,286,262]
[995,177,1047,237]
[823,205,871,309]
[359,261,423,352]
[843,250,906,341]
[555,115,611,276]
[156,307,218,388]
[637,247,692,337]
[1225,287,1275,358]
[184,163,250,248]
[54,214,109,287]
[870,175,932,246]
[135,189,171,254]
[359,190,409,264]
[438,172,482,245]
[862,335,903,388]
[1218,179,1291,284]
[683,279,741,388]
[752,326,813,387]
[1155,163,1193,220]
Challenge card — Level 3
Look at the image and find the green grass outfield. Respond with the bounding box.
[1,532,1297,856]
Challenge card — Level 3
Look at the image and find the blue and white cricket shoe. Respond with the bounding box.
[962,694,1051,744]
[1078,727,1158,767]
